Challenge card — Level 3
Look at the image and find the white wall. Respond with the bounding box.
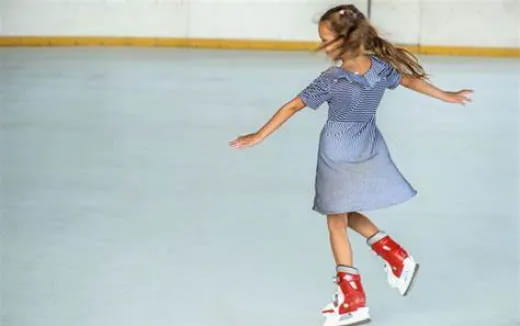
[1,0,519,47]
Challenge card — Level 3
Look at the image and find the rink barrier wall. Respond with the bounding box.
[0,37,519,57]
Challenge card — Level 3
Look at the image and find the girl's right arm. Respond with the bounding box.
[229,96,307,149]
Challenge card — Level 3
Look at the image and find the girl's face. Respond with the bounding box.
[318,21,343,60]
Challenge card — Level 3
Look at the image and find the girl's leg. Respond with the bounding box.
[347,211,420,296]
[347,211,380,239]
[326,211,381,264]
[324,212,370,322]
[326,213,353,266]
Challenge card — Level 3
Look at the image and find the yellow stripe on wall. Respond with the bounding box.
[0,36,518,57]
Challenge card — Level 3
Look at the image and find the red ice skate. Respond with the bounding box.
[367,231,419,296]
[321,268,371,326]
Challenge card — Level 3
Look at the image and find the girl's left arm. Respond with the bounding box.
[400,75,473,105]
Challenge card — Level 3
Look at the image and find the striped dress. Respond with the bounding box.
[298,55,417,215]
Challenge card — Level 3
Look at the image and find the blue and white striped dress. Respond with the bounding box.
[298,55,417,215]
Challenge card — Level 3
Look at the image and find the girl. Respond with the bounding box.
[229,4,473,326]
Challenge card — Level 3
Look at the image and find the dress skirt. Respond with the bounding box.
[312,117,417,215]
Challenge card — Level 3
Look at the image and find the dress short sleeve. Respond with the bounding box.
[384,64,402,90]
[297,72,332,110]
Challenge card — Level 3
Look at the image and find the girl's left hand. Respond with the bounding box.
[229,133,262,149]
[443,89,474,105]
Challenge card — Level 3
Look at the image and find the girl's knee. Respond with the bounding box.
[326,212,349,231]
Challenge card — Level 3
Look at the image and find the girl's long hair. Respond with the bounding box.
[316,4,428,80]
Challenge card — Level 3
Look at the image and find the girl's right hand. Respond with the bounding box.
[229,133,262,149]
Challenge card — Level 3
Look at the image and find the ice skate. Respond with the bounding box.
[320,267,371,326]
[367,231,419,296]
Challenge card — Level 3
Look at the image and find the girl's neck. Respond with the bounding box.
[340,54,371,75]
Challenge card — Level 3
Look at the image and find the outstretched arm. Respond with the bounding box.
[229,96,306,149]
[400,75,473,105]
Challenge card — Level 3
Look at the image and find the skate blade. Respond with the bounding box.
[336,307,371,326]
[403,263,419,296]
[325,316,371,326]
[337,318,371,326]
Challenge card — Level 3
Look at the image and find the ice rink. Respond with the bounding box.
[1,47,519,326]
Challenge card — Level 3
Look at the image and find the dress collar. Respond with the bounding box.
[328,55,386,89]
